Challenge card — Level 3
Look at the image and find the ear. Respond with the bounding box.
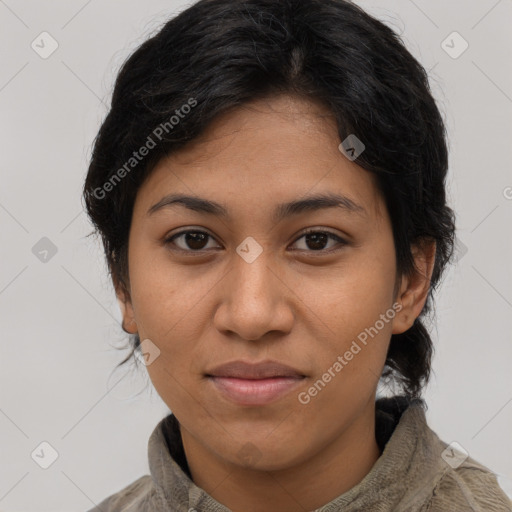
[114,280,138,335]
[392,239,436,335]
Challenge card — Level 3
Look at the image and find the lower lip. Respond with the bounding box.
[208,376,304,405]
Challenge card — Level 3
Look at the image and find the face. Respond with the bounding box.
[117,94,424,472]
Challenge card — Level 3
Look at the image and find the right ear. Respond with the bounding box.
[114,281,138,335]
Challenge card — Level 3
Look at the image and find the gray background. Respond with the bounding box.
[1,0,511,510]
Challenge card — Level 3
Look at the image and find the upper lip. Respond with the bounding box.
[205,360,305,379]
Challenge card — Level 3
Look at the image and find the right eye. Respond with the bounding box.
[164,230,221,253]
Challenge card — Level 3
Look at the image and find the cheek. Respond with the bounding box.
[127,241,200,337]
[313,251,396,337]
[127,257,228,399]
[300,243,397,389]
[299,283,395,432]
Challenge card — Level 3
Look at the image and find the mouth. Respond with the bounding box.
[205,360,306,406]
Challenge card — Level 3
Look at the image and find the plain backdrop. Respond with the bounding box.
[1,0,511,510]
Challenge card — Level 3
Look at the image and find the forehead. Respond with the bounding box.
[135,94,385,222]
[170,94,340,163]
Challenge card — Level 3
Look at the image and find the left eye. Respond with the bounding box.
[292,230,347,252]
[165,229,347,253]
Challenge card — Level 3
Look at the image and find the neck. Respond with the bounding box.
[180,401,381,512]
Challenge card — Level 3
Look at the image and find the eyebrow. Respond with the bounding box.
[147,192,367,221]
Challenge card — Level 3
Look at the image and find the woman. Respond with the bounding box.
[83,0,512,510]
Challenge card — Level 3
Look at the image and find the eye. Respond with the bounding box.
[291,229,348,253]
[165,228,347,254]
[165,230,220,252]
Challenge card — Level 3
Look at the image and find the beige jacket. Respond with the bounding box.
[87,397,512,511]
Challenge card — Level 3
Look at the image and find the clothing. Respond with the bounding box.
[87,396,512,511]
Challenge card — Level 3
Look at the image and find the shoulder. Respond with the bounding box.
[85,475,157,512]
[389,400,512,512]
[423,456,512,512]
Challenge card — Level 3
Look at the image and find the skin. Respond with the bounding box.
[116,93,436,512]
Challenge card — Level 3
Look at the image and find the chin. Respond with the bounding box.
[227,438,306,473]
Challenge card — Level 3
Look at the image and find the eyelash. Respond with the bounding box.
[164,228,348,255]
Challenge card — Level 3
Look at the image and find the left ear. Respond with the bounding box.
[392,239,436,335]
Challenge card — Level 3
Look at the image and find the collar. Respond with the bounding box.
[147,396,449,511]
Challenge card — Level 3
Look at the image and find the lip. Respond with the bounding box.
[208,376,304,405]
[205,360,306,406]
[206,360,305,379]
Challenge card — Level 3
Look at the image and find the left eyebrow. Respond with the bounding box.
[147,192,368,221]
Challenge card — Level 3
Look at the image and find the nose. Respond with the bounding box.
[212,250,294,342]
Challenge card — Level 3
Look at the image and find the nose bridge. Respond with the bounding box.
[231,243,275,309]
[213,242,292,340]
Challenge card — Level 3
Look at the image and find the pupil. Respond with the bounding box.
[186,232,207,250]
[306,233,327,250]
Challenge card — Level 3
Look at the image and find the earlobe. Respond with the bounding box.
[391,291,411,335]
[115,287,138,335]
[392,240,436,335]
